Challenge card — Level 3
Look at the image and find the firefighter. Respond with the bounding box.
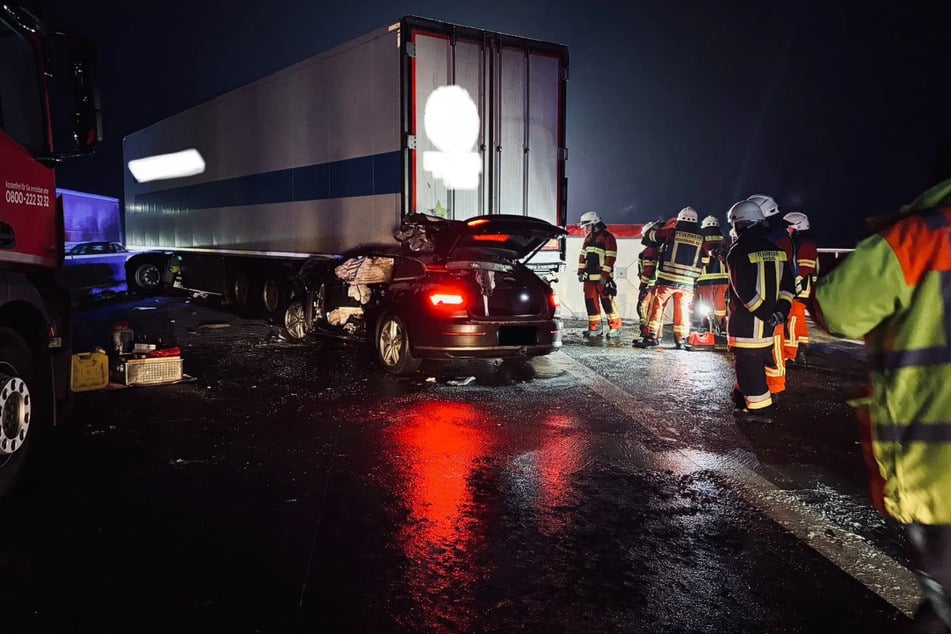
[694,215,729,335]
[577,211,622,338]
[636,219,663,341]
[782,212,818,365]
[725,199,795,420]
[747,194,796,400]
[635,207,709,349]
[812,176,951,631]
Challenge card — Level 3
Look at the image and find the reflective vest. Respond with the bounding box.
[815,181,951,524]
[791,233,818,300]
[697,233,728,287]
[726,223,795,348]
[577,228,618,282]
[651,221,708,288]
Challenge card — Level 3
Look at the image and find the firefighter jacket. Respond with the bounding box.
[813,178,951,524]
[577,227,618,283]
[649,220,709,289]
[696,228,728,287]
[638,231,661,287]
[790,231,818,301]
[726,223,795,348]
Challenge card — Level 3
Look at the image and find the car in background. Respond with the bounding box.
[65,241,127,256]
[283,214,566,374]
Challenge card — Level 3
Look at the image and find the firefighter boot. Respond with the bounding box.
[584,325,604,338]
[606,327,622,339]
[797,345,809,366]
[734,405,776,423]
[634,336,658,348]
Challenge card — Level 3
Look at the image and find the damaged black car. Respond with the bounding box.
[282,214,567,374]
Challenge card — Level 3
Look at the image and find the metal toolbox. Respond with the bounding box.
[117,356,183,386]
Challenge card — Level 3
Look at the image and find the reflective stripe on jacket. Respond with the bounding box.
[726,223,795,348]
[697,234,729,286]
[792,233,818,300]
[578,228,618,282]
[815,190,951,524]
[651,222,708,288]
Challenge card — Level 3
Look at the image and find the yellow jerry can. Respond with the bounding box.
[70,349,110,392]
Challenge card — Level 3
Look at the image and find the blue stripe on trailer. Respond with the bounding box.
[134,150,402,211]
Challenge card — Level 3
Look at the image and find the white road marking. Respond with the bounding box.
[550,351,922,617]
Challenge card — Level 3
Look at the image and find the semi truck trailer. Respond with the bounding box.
[0,5,101,497]
[122,16,569,328]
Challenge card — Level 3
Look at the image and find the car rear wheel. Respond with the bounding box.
[376,314,421,375]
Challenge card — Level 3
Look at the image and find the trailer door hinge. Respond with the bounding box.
[406,134,417,150]
[405,42,416,58]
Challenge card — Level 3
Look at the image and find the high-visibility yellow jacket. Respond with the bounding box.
[814,177,951,524]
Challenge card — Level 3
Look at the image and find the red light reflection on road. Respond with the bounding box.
[387,400,493,631]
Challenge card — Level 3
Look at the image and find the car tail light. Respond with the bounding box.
[466,218,490,227]
[549,291,560,313]
[428,289,467,310]
[473,234,509,242]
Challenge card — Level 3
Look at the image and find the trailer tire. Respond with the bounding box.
[0,328,47,500]
[376,313,421,375]
[127,259,165,296]
[261,276,283,317]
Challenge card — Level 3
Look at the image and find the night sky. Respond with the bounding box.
[30,0,951,247]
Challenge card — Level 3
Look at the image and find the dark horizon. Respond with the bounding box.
[31,0,951,248]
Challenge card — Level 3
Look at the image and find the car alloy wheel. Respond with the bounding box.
[376,314,421,375]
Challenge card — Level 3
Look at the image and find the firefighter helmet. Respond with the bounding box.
[783,211,810,232]
[677,206,698,223]
[579,211,602,228]
[727,200,765,228]
[701,215,720,229]
[747,194,780,217]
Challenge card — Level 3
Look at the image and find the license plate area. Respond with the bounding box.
[498,326,538,346]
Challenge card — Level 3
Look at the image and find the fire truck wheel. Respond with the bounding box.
[0,328,44,499]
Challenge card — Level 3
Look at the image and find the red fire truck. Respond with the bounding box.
[0,5,100,497]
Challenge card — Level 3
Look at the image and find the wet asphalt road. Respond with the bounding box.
[0,296,913,633]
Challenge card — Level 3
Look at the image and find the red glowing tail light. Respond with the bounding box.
[472,234,510,242]
[428,289,467,310]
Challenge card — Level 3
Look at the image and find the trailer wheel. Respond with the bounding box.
[127,259,165,296]
[282,300,311,343]
[376,313,421,375]
[262,277,283,316]
[232,271,250,309]
[0,328,45,499]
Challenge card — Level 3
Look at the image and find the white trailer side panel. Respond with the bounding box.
[124,24,402,256]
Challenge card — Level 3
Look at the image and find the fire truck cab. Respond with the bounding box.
[0,4,100,498]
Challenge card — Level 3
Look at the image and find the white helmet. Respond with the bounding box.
[701,215,720,229]
[783,211,810,232]
[747,194,780,218]
[677,206,698,223]
[727,200,765,227]
[579,211,602,228]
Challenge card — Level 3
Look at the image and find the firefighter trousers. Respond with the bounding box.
[647,284,693,342]
[637,285,656,337]
[783,300,810,361]
[583,281,622,332]
[732,346,775,411]
[765,324,786,395]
